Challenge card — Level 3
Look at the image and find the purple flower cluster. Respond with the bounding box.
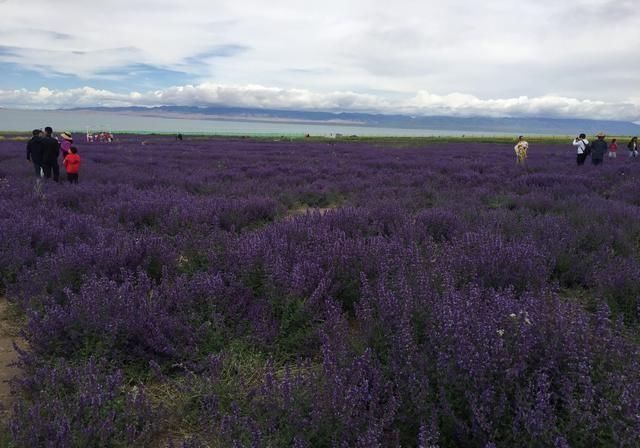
[1,135,639,446]
[10,356,158,447]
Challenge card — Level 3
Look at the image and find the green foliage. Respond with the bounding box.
[176,252,210,276]
[0,421,12,448]
[273,297,317,359]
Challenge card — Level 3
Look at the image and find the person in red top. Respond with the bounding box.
[63,146,81,184]
[608,138,618,159]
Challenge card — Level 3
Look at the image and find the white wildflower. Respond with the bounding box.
[130,385,139,400]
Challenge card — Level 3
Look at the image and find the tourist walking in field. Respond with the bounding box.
[63,146,81,184]
[628,137,638,157]
[60,132,73,158]
[608,138,618,159]
[40,126,60,182]
[26,129,44,178]
[573,133,589,165]
[590,132,608,165]
[514,136,528,166]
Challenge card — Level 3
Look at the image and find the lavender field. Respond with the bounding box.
[1,135,639,447]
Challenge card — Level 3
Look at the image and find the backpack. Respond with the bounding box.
[583,141,592,155]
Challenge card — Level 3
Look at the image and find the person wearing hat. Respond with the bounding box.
[60,132,73,158]
[591,132,608,165]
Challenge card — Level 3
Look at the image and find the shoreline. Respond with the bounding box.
[3,109,637,139]
[0,132,630,146]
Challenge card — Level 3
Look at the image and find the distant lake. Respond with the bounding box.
[0,108,515,137]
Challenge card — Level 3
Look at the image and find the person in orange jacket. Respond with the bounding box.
[63,146,81,184]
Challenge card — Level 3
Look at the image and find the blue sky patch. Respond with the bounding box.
[0,61,197,92]
[93,64,197,91]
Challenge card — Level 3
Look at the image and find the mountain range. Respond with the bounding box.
[72,106,640,136]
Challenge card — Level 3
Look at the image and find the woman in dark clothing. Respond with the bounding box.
[26,129,44,178]
[40,126,60,182]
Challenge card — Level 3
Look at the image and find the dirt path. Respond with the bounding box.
[0,298,22,419]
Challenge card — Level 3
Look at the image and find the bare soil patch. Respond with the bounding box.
[0,298,23,419]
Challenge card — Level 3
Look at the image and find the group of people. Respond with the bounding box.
[26,127,81,183]
[86,131,114,143]
[513,134,640,166]
[23,128,639,181]
[573,133,638,166]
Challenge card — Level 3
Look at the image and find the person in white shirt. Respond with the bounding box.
[628,137,638,158]
[573,133,589,166]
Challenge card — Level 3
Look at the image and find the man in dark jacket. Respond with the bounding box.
[591,132,608,165]
[26,129,44,178]
[41,126,60,181]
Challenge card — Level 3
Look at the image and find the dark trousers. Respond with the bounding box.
[67,173,79,184]
[42,161,59,181]
[592,157,603,166]
[577,153,587,165]
[32,161,42,178]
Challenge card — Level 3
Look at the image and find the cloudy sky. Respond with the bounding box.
[1,0,639,120]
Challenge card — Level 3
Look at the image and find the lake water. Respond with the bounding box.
[0,108,514,137]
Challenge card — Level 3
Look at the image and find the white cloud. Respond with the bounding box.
[1,83,638,121]
[0,0,638,117]
[406,91,640,121]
